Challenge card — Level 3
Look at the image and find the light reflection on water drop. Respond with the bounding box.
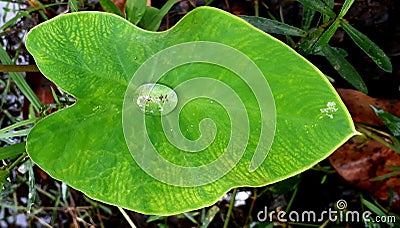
[135,83,178,116]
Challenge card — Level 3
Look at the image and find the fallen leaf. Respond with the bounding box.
[111,0,151,13]
[337,88,400,126]
[332,89,400,211]
[330,136,400,212]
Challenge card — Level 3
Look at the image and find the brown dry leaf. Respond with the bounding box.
[111,0,127,12]
[26,72,55,106]
[111,0,151,14]
[230,1,252,15]
[330,137,400,211]
[23,68,56,118]
[336,88,400,126]
[330,89,400,212]
[27,0,50,17]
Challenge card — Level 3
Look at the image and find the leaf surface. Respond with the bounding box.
[26,7,355,215]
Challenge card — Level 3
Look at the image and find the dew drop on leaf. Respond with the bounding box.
[135,83,178,116]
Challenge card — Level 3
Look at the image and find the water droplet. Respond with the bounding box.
[135,83,178,116]
[92,105,100,112]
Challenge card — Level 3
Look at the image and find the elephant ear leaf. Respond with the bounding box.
[25,7,356,215]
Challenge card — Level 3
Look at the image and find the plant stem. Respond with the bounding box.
[0,64,40,72]
[254,0,259,17]
[35,185,57,202]
[6,152,27,171]
[223,188,237,228]
[286,184,299,211]
[0,46,44,112]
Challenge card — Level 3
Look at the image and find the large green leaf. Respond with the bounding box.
[25,7,356,215]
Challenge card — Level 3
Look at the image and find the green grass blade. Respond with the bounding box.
[0,118,37,135]
[297,0,336,18]
[137,6,159,30]
[33,0,49,21]
[370,169,400,181]
[0,13,25,31]
[1,78,11,109]
[301,6,315,31]
[313,19,340,52]
[322,0,334,23]
[125,0,147,24]
[0,129,31,139]
[26,159,36,212]
[338,0,355,18]
[385,166,400,171]
[183,212,198,224]
[0,202,26,210]
[0,3,66,31]
[370,106,400,139]
[84,196,113,214]
[70,0,79,12]
[156,0,178,21]
[340,21,392,72]
[240,16,307,36]
[146,215,166,223]
[99,0,123,17]
[362,199,386,216]
[141,0,177,31]
[0,142,25,160]
[201,206,219,228]
[0,169,10,192]
[320,45,367,93]
[361,199,394,227]
[0,45,43,112]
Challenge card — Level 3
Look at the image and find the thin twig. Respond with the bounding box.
[286,184,299,212]
[223,188,238,228]
[118,207,137,228]
[244,188,257,225]
[33,215,52,228]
